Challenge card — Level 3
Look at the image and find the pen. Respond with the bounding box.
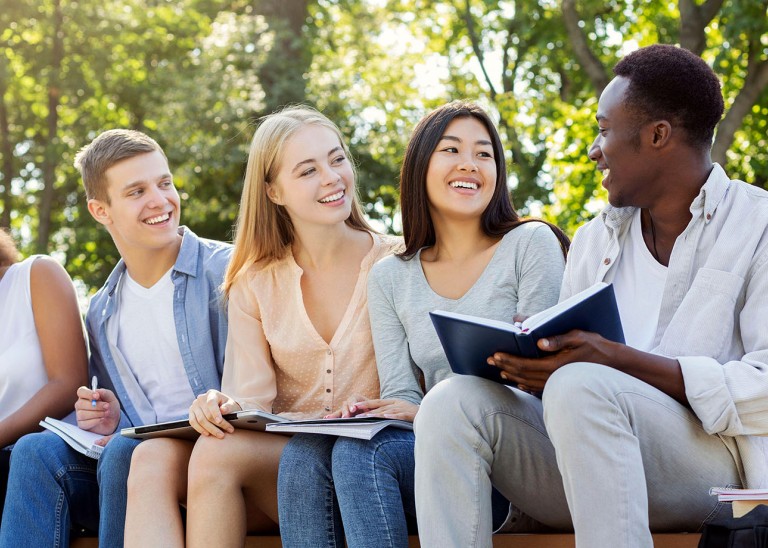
[91,376,98,408]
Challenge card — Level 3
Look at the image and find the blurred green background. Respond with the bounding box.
[1,0,766,293]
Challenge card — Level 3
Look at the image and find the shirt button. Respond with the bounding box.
[326,349,332,355]
[603,258,611,265]
[327,369,332,374]
[706,213,712,221]
[326,388,331,393]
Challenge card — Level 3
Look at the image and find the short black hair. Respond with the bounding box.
[613,44,724,150]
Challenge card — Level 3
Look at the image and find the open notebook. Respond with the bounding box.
[40,417,104,460]
[266,417,413,440]
[429,282,625,384]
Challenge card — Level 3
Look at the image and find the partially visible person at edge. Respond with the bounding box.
[0,129,230,548]
[123,106,400,547]
[414,44,768,548]
[277,100,569,548]
[0,229,88,524]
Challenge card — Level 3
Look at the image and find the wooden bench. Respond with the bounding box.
[71,532,701,546]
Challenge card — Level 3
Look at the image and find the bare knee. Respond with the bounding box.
[188,435,230,494]
[127,439,187,498]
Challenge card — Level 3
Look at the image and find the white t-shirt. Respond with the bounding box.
[607,210,668,351]
[116,269,195,422]
[0,257,48,424]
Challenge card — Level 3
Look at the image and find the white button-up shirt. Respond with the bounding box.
[561,163,768,488]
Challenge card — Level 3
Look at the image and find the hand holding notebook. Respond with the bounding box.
[40,417,105,460]
[430,282,625,387]
[74,383,121,436]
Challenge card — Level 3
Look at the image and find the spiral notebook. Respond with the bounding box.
[40,417,104,460]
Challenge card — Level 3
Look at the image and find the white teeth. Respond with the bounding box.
[319,190,344,203]
[449,181,479,190]
[145,213,170,225]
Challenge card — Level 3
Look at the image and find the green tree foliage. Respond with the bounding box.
[0,0,765,291]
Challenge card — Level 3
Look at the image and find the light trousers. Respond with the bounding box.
[414,363,739,548]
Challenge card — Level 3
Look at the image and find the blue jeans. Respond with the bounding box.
[0,447,10,528]
[0,431,141,548]
[278,429,508,548]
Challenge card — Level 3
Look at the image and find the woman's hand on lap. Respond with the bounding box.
[354,399,420,423]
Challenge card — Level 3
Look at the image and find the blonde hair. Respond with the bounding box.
[74,129,165,203]
[223,106,374,297]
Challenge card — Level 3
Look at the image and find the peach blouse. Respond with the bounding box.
[222,233,400,420]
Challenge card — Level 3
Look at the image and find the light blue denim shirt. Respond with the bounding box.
[562,163,768,488]
[85,226,232,430]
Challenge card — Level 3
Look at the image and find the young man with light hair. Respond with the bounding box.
[0,129,231,547]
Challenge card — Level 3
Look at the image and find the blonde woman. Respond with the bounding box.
[124,107,399,547]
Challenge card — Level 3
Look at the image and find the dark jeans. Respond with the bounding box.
[0,448,11,528]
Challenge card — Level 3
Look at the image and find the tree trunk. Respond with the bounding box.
[0,58,13,230]
[712,53,768,165]
[462,0,497,100]
[36,0,63,253]
[678,0,724,55]
[255,0,311,112]
[561,0,610,95]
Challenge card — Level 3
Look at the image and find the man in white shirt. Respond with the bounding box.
[413,44,768,547]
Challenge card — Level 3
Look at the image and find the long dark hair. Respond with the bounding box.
[398,100,569,258]
[0,229,20,267]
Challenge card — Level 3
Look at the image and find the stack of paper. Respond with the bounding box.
[266,417,413,440]
[710,487,768,517]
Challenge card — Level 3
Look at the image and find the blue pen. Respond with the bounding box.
[91,376,98,408]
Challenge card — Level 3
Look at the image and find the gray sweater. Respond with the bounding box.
[367,222,566,405]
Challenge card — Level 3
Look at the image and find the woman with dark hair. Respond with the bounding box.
[0,229,88,520]
[278,101,568,547]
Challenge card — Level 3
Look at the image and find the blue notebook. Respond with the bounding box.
[429,282,625,385]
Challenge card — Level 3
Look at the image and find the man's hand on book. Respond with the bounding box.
[188,389,242,438]
[75,385,121,436]
[348,399,420,423]
[487,329,617,390]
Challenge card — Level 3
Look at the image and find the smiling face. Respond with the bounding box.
[425,116,497,222]
[588,76,663,208]
[266,124,355,230]
[87,150,181,255]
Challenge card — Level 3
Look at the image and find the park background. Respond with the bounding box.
[0,0,766,295]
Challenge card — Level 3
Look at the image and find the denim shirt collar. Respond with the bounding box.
[104,226,197,297]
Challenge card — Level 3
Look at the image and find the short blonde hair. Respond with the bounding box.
[223,106,373,297]
[74,129,166,203]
